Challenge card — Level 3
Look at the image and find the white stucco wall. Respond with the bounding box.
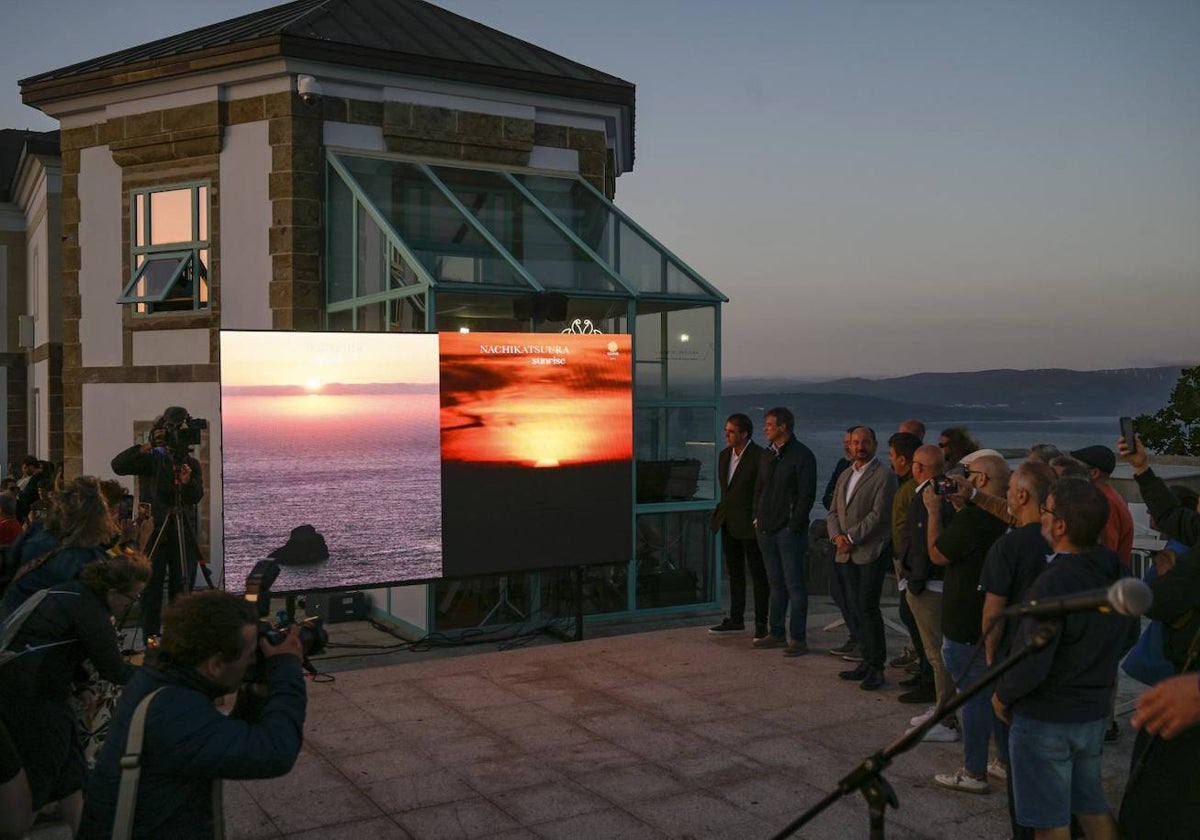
[78,146,124,367]
[131,329,210,366]
[323,122,384,152]
[83,381,225,576]
[218,122,273,331]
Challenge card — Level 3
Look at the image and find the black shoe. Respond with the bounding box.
[839,665,869,681]
[708,618,745,635]
[829,641,860,657]
[753,624,768,640]
[898,685,936,704]
[1104,722,1120,743]
[859,668,885,691]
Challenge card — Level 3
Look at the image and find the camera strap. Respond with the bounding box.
[113,686,225,840]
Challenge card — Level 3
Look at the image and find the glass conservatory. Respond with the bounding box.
[325,150,726,632]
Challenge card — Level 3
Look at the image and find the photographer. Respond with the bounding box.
[111,406,204,637]
[1116,434,1200,840]
[77,590,306,840]
[0,550,149,834]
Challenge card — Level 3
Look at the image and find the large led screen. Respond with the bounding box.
[220,330,633,592]
[439,332,633,577]
[220,331,442,593]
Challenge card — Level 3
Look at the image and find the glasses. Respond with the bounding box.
[1039,504,1063,520]
[964,469,984,479]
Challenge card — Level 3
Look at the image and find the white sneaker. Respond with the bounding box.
[919,722,961,743]
[909,706,936,727]
[934,768,990,794]
[987,758,1008,781]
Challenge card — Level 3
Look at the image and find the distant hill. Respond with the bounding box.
[724,391,1052,425]
[724,366,1188,418]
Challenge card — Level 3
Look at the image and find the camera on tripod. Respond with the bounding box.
[153,413,208,463]
[244,559,328,679]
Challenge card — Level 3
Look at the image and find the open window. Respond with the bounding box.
[120,184,210,314]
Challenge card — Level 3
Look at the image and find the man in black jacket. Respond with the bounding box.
[78,590,305,840]
[993,478,1130,840]
[710,413,768,637]
[111,406,204,637]
[1117,433,1200,840]
[752,407,817,655]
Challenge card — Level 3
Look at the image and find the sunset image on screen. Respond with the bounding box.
[438,331,633,577]
[439,332,633,467]
[220,330,442,593]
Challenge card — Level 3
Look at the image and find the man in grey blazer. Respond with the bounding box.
[826,426,898,689]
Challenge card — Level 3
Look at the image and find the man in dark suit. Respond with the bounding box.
[827,426,898,689]
[710,413,769,637]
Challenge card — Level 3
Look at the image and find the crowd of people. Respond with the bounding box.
[709,412,1200,840]
[0,407,306,839]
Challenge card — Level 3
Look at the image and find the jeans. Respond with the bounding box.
[837,555,887,669]
[941,638,994,776]
[1009,715,1109,829]
[758,527,809,642]
[722,529,769,626]
[828,547,858,643]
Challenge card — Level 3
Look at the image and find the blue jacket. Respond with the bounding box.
[77,656,306,839]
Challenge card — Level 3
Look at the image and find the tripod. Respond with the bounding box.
[143,460,214,632]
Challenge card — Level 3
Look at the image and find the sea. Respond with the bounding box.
[221,392,442,593]
[795,416,1126,495]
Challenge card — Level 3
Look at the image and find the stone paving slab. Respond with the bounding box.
[29,610,1141,839]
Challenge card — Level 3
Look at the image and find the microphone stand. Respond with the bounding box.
[768,622,1061,840]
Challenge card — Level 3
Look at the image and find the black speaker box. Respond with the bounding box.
[305,591,369,623]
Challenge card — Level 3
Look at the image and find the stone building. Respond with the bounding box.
[18,0,725,633]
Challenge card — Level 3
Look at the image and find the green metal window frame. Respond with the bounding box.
[116,251,207,305]
[124,182,210,314]
[322,149,725,627]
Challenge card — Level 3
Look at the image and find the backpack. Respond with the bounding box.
[0,587,79,668]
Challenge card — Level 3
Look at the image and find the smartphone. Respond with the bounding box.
[138,502,152,519]
[1119,416,1135,451]
[116,493,134,521]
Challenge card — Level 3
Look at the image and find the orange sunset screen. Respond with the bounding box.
[439,332,632,467]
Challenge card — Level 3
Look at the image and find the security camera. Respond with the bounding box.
[297,75,323,105]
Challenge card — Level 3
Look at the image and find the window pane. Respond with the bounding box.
[430,166,623,293]
[335,155,530,288]
[388,295,425,332]
[327,167,354,302]
[198,249,209,305]
[148,188,193,246]
[198,186,208,241]
[327,310,353,331]
[541,564,630,615]
[618,221,663,293]
[389,246,422,290]
[635,305,716,400]
[635,511,714,609]
[356,205,386,297]
[434,575,532,629]
[635,406,716,502]
[433,292,530,334]
[357,302,385,331]
[136,257,186,299]
[134,194,146,247]
[513,175,617,267]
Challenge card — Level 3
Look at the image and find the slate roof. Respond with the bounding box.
[20,0,634,106]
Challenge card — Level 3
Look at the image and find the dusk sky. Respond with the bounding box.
[4,0,1197,378]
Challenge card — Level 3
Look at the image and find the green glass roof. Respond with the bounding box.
[329,152,725,303]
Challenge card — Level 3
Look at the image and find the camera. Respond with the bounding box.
[244,560,328,680]
[933,475,958,496]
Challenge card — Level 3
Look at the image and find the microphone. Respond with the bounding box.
[1002,578,1152,619]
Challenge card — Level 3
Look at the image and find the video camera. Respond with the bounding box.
[244,560,328,680]
[153,413,208,463]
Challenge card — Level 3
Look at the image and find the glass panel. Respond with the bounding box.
[635,407,716,502]
[513,175,616,267]
[132,256,186,300]
[389,295,425,332]
[635,305,716,400]
[198,249,209,306]
[327,309,353,331]
[430,166,623,293]
[433,292,531,334]
[540,563,630,615]
[198,186,208,241]
[357,302,385,331]
[665,259,709,296]
[635,511,714,609]
[434,575,533,629]
[327,167,354,302]
[389,246,421,290]
[148,188,193,246]
[533,297,627,334]
[336,155,530,288]
[618,220,663,293]
[134,194,146,247]
[356,205,386,297]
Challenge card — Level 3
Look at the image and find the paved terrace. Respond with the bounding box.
[34,605,1140,839]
